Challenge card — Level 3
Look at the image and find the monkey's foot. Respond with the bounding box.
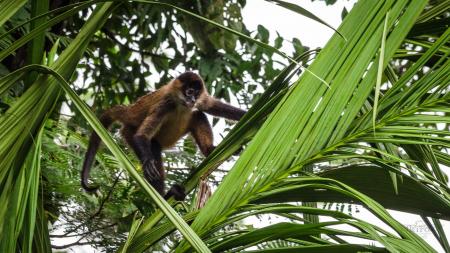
[165,184,186,201]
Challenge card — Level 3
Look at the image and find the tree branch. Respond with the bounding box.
[102,28,174,60]
[51,237,93,249]
[51,222,118,238]
[50,173,122,238]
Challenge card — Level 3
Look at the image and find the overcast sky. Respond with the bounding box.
[243,0,357,49]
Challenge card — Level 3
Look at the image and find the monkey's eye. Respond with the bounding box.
[186,88,195,96]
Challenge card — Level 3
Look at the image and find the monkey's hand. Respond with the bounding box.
[142,159,164,194]
[142,159,161,180]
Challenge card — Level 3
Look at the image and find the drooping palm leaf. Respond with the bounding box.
[252,165,450,220]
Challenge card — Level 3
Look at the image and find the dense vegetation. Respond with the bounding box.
[0,0,448,252]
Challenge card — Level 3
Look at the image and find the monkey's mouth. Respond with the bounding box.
[184,96,196,107]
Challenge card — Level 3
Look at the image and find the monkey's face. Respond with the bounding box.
[176,72,204,108]
[182,85,202,107]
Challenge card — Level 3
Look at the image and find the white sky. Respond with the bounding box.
[243,0,357,49]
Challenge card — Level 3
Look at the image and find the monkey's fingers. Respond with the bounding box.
[142,160,165,195]
[143,160,162,180]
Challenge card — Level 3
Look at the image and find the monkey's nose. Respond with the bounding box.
[186,97,196,107]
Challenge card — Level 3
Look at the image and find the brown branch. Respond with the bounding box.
[91,171,123,217]
[51,236,93,249]
[51,222,118,238]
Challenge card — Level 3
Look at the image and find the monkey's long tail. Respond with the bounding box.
[81,106,124,192]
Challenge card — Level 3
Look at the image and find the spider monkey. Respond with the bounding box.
[81,72,246,201]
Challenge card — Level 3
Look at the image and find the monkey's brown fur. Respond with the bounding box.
[82,72,246,200]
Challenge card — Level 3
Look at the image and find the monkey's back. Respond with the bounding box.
[120,87,193,148]
[123,90,162,126]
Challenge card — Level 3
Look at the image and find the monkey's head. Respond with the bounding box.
[175,71,205,108]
